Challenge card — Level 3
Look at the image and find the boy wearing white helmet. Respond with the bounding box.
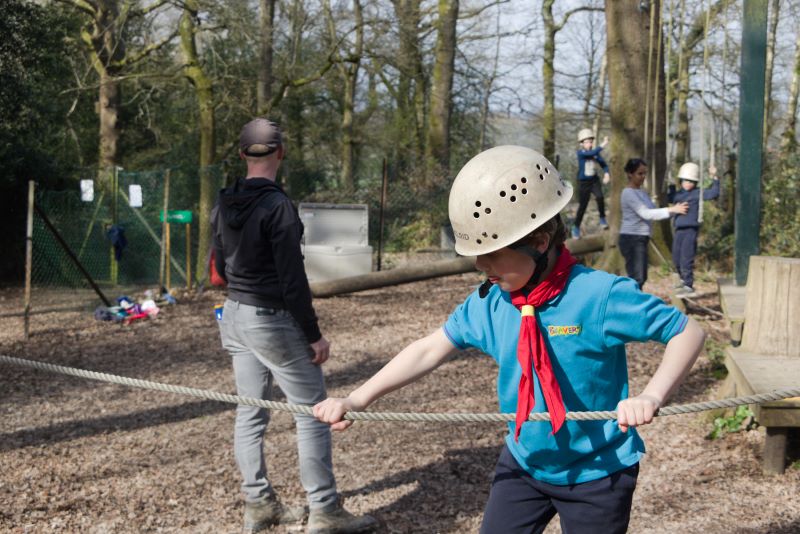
[667,162,721,297]
[314,146,705,534]
[573,128,611,239]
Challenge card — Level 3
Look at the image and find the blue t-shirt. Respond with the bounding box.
[443,265,688,485]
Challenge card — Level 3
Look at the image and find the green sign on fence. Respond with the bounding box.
[160,210,193,224]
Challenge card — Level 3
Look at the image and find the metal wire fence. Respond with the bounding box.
[24,162,452,306]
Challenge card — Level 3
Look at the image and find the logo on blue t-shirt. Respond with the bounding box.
[547,325,581,337]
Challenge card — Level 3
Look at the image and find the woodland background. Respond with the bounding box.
[1,0,799,284]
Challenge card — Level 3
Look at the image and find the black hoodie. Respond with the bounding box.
[211,177,321,343]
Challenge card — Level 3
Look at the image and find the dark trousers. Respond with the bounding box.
[672,227,698,288]
[574,177,605,228]
[618,234,650,289]
[480,446,639,534]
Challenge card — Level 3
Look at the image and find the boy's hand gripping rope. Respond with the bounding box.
[2,355,799,423]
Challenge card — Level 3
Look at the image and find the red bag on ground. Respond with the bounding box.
[210,249,227,287]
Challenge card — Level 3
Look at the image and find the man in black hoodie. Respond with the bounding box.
[212,118,377,534]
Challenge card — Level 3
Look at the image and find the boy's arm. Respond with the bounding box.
[667,184,676,203]
[577,146,603,158]
[596,153,609,173]
[703,176,721,200]
[313,328,459,431]
[617,317,706,432]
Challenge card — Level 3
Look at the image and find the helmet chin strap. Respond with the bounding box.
[478,241,553,299]
[510,242,551,289]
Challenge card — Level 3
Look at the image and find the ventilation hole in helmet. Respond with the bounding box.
[475,200,481,207]
[482,232,488,237]
[531,213,537,219]
[557,190,562,196]
[536,164,542,170]
[545,167,550,174]
[500,191,506,197]
[476,239,482,244]
[473,212,480,218]
[485,207,491,214]
[510,196,517,202]
[521,188,527,195]
[539,174,545,180]
[511,184,517,190]
[492,233,498,239]
[521,177,527,183]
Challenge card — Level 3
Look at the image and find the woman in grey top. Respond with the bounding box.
[618,158,688,289]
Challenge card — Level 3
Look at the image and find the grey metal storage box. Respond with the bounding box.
[299,203,372,282]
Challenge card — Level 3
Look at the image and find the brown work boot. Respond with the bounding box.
[242,495,308,533]
[307,498,378,534]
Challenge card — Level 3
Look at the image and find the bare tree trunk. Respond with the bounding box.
[781,31,800,152]
[58,0,176,186]
[257,0,276,112]
[426,0,459,172]
[479,11,503,151]
[392,0,425,170]
[541,0,557,161]
[541,3,601,162]
[669,0,732,172]
[603,0,666,272]
[763,0,780,149]
[592,53,608,137]
[324,0,363,192]
[180,0,217,285]
[77,0,125,185]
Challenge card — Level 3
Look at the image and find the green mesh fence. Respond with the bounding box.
[32,165,226,294]
[29,162,452,307]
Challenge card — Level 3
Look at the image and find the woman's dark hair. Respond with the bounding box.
[624,158,647,174]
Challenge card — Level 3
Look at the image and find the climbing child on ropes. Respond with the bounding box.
[668,162,721,298]
[572,128,611,239]
[314,146,706,534]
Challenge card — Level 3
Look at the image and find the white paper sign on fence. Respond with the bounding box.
[129,185,143,207]
[80,180,94,202]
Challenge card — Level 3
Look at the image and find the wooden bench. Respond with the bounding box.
[722,256,800,474]
[717,278,746,346]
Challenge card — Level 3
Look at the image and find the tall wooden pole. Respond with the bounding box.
[735,0,768,286]
[159,170,170,288]
[166,223,171,290]
[186,223,192,289]
[377,158,389,272]
[23,181,35,339]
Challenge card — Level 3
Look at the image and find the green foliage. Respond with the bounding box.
[707,405,757,440]
[704,337,728,380]
[696,181,735,272]
[760,151,800,258]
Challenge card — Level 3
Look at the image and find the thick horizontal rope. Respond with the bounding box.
[2,355,799,423]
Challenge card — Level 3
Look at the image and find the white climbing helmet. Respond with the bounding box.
[448,146,573,256]
[677,162,700,182]
[577,128,594,142]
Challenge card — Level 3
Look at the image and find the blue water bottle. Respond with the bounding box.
[214,304,224,321]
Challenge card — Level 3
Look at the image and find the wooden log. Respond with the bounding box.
[740,256,800,356]
[310,234,605,298]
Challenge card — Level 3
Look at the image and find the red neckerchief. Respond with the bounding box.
[510,246,577,440]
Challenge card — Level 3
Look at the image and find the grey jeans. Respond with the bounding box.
[218,299,338,510]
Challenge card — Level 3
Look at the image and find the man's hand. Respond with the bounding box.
[310,336,330,365]
[603,172,611,185]
[616,394,661,433]
[601,136,609,148]
[313,396,361,431]
[709,164,718,178]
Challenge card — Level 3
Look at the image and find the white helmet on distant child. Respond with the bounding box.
[448,146,573,256]
[577,128,595,142]
[677,162,700,182]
